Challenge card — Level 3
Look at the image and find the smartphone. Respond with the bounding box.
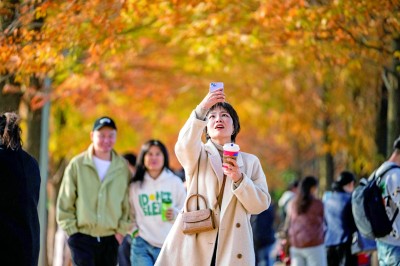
[209,82,224,92]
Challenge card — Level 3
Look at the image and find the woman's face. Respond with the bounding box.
[144,145,165,173]
[206,106,234,145]
[343,181,355,193]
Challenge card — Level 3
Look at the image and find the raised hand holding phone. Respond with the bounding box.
[199,83,225,110]
[209,82,224,92]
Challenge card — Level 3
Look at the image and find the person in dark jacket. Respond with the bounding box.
[323,171,357,266]
[118,152,137,266]
[0,112,41,266]
[251,202,277,266]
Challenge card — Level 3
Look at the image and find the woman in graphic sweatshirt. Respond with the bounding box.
[129,139,186,266]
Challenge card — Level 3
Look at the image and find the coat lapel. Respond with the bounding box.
[204,141,245,217]
[204,142,224,188]
[220,152,244,217]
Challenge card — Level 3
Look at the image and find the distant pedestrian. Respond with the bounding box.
[118,152,137,266]
[324,171,357,266]
[252,202,277,266]
[123,153,137,176]
[278,180,299,226]
[374,136,400,264]
[0,112,41,266]
[57,116,131,266]
[53,226,72,266]
[129,140,186,266]
[287,176,326,266]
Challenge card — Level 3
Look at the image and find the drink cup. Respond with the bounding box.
[161,198,172,221]
[223,143,240,167]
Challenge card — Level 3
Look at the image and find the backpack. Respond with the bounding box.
[351,164,400,239]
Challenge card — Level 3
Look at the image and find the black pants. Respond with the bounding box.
[68,233,119,266]
[211,233,219,266]
[327,242,358,266]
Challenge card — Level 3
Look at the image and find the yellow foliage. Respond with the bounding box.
[1,0,398,186]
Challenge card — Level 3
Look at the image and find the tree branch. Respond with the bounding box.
[337,25,391,55]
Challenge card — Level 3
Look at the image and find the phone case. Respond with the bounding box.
[209,82,224,92]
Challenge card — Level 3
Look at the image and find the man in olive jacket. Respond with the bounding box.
[57,116,131,266]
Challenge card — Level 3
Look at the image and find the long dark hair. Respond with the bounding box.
[205,102,241,143]
[294,176,318,214]
[0,112,22,150]
[130,139,170,183]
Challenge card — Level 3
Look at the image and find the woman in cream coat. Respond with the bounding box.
[155,88,270,266]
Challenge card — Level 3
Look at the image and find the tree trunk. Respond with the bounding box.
[323,152,334,191]
[1,0,22,111]
[25,77,43,161]
[25,109,42,159]
[320,116,334,191]
[387,37,400,156]
[375,83,388,158]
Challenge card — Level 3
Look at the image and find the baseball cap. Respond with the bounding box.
[92,116,117,131]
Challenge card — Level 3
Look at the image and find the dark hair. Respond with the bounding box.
[288,180,299,190]
[332,171,355,192]
[131,139,170,183]
[205,102,241,142]
[294,176,318,214]
[0,112,22,150]
[393,136,400,150]
[123,153,137,167]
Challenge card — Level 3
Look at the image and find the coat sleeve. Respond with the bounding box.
[175,110,207,179]
[56,160,79,236]
[232,155,271,214]
[118,176,132,235]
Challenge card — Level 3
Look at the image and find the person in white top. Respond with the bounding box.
[129,139,186,266]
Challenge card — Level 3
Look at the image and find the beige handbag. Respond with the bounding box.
[181,156,227,235]
[182,194,216,234]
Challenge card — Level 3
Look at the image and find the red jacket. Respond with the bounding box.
[288,198,324,248]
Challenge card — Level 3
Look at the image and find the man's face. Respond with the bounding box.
[90,127,117,154]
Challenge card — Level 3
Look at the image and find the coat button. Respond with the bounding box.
[236,223,240,228]
[237,254,242,259]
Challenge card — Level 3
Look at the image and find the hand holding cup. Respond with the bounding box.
[222,143,242,182]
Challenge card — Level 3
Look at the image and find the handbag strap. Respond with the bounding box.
[194,153,226,210]
[185,194,208,212]
[195,155,200,210]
